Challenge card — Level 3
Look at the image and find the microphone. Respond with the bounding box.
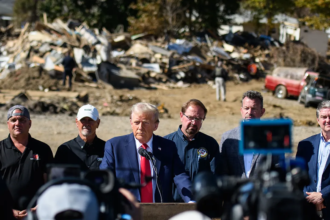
[138,147,163,203]
[138,147,149,159]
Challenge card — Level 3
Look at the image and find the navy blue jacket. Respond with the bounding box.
[164,127,219,178]
[296,134,330,219]
[61,56,76,72]
[99,133,193,203]
[164,127,220,202]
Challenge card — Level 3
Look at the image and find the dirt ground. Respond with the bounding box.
[0,79,321,156]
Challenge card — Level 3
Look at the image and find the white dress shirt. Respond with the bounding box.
[244,153,254,178]
[134,136,156,202]
[317,133,330,192]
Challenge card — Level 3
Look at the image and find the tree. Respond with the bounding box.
[128,0,240,36]
[127,0,166,35]
[242,0,295,35]
[13,0,40,25]
[39,0,136,31]
[181,0,240,34]
[127,0,186,35]
[294,0,330,29]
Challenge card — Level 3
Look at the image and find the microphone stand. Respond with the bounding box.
[139,148,163,203]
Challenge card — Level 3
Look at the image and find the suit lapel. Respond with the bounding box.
[250,154,260,175]
[239,155,245,177]
[235,127,246,177]
[127,133,140,184]
[152,135,161,176]
[318,135,330,174]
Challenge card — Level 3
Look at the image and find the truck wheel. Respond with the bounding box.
[275,85,287,99]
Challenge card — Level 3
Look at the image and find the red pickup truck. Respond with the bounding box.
[264,67,319,99]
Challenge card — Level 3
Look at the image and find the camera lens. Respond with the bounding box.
[94,176,104,185]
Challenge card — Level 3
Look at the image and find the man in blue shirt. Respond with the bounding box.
[164,99,220,202]
[296,101,330,219]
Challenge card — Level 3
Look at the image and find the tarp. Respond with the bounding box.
[167,43,192,55]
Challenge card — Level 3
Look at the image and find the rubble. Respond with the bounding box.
[0,17,329,116]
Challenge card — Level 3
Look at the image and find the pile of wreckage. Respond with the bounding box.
[0,18,276,91]
[1,18,328,115]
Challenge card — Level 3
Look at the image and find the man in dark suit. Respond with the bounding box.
[219,91,273,178]
[100,102,193,203]
[296,101,330,219]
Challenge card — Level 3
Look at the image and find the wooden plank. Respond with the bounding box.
[31,56,64,72]
[43,13,48,24]
[140,203,221,220]
[171,62,194,70]
[141,203,195,220]
[17,23,30,52]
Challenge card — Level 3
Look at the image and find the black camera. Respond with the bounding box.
[193,119,320,220]
[26,165,128,220]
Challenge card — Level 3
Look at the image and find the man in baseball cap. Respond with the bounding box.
[36,183,99,220]
[0,105,53,218]
[55,104,105,170]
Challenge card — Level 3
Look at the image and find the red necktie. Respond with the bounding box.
[140,144,153,203]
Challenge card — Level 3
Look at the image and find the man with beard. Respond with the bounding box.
[219,90,274,178]
[55,104,105,170]
[164,99,220,202]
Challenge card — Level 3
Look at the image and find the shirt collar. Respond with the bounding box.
[320,131,330,144]
[76,134,98,149]
[177,125,197,141]
[5,134,32,149]
[134,135,153,153]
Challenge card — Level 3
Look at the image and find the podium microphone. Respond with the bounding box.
[138,147,163,203]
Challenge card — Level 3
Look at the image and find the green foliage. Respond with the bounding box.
[13,0,40,24]
[39,0,136,31]
[242,0,295,34]
[182,0,240,33]
[128,0,240,35]
[294,0,330,29]
[128,0,184,35]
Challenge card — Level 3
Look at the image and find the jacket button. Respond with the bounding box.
[314,180,317,183]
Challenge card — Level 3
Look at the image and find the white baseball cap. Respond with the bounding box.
[77,104,99,121]
[36,183,99,220]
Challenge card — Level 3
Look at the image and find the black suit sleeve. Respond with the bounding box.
[217,136,229,176]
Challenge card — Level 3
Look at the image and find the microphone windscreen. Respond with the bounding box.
[138,147,145,156]
[138,147,149,159]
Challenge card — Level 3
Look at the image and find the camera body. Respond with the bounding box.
[27,167,126,220]
[193,119,319,220]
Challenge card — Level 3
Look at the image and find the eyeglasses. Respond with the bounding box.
[183,113,204,122]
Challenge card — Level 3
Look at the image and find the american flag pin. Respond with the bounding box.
[158,147,161,151]
[30,154,40,160]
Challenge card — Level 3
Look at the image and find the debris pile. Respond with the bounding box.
[270,41,330,75]
[0,18,329,116]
